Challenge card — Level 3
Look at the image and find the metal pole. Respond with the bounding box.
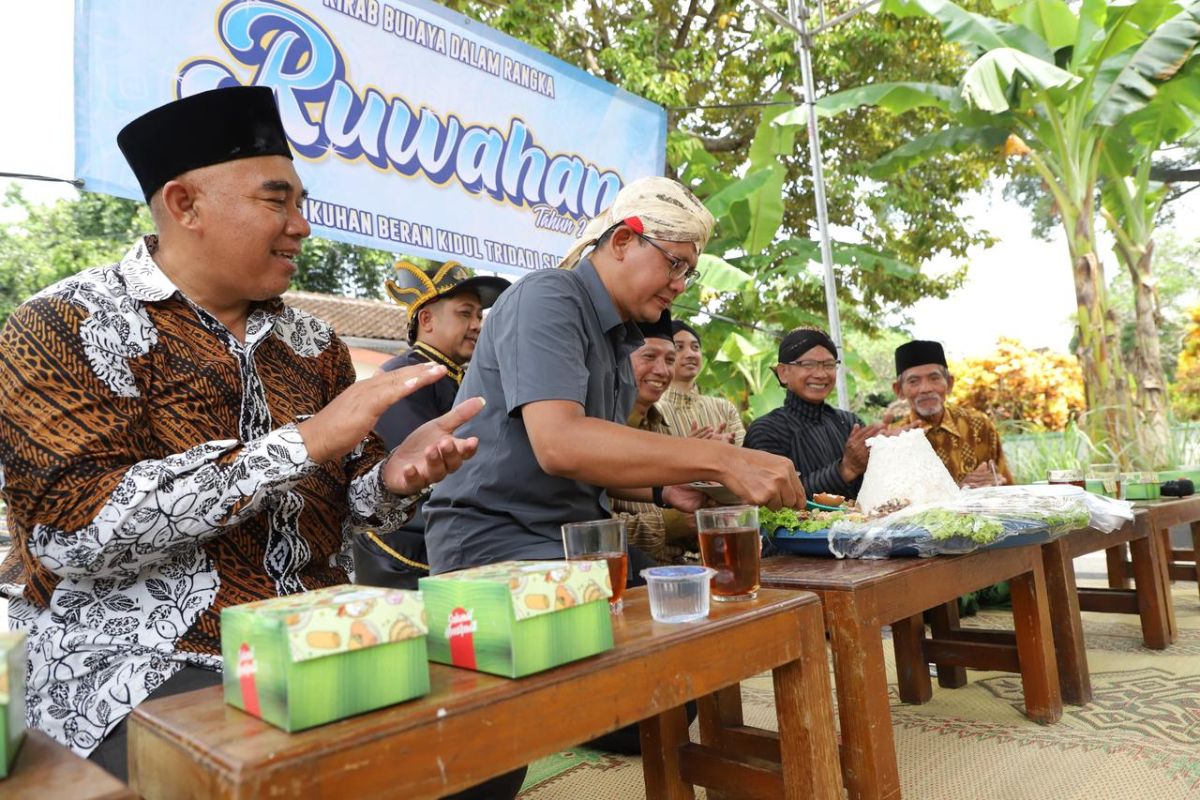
[791,0,849,409]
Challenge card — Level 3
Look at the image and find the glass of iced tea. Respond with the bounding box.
[562,519,628,614]
[1047,468,1085,488]
[695,505,761,602]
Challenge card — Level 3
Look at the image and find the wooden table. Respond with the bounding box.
[128,587,841,800]
[925,514,1174,708]
[0,730,133,799]
[753,545,1060,800]
[1043,514,1175,698]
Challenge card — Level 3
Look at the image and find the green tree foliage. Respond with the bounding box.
[450,0,1001,325]
[289,237,396,299]
[0,187,150,324]
[0,188,397,327]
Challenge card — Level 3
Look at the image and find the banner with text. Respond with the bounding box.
[75,0,666,275]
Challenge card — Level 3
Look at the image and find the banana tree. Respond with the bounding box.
[797,0,1200,463]
[1097,60,1200,465]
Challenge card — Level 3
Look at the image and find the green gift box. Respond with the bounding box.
[421,561,613,678]
[0,632,26,779]
[221,585,429,732]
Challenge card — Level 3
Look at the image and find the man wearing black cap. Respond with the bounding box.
[611,311,699,564]
[746,327,882,499]
[892,340,1013,487]
[356,261,510,589]
[0,87,489,788]
[662,319,745,445]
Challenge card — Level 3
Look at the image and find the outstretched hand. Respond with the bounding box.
[719,449,805,510]
[298,363,448,464]
[382,396,486,495]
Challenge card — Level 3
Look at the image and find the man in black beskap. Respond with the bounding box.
[746,327,882,500]
[354,261,509,590]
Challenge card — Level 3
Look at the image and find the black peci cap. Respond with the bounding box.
[894,340,948,376]
[117,86,293,200]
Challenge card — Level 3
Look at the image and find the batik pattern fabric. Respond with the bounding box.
[659,386,746,446]
[893,403,1015,485]
[0,236,415,756]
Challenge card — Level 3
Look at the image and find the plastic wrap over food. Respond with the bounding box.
[827,484,1134,559]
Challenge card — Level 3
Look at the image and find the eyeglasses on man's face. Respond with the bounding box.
[634,231,699,287]
[784,359,840,372]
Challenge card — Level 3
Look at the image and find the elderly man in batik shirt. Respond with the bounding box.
[661,320,745,445]
[890,340,1014,487]
[0,87,491,792]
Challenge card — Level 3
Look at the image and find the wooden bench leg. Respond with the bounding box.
[892,614,932,704]
[927,601,967,689]
[1009,559,1062,724]
[1154,527,1179,641]
[774,600,842,800]
[1042,540,1091,704]
[695,686,746,800]
[1129,529,1173,649]
[640,704,695,800]
[1105,543,1132,588]
[823,592,901,800]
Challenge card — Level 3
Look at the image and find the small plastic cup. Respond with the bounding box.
[639,566,716,623]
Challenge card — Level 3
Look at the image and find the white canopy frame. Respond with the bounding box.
[748,0,882,410]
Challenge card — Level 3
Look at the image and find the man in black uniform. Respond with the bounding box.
[354,261,509,589]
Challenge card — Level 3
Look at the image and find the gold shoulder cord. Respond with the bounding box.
[365,530,431,571]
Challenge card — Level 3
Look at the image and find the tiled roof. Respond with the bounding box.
[283,290,407,342]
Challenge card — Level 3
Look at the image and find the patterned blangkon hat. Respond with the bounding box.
[385,261,510,344]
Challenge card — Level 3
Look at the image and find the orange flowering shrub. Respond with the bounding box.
[1172,306,1200,421]
[949,338,1085,431]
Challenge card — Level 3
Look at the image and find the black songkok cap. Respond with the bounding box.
[779,327,837,363]
[638,310,674,342]
[895,340,948,375]
[117,86,293,200]
[670,319,701,345]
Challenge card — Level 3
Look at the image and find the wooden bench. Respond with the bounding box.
[128,587,841,800]
[0,730,133,799]
[752,545,1061,800]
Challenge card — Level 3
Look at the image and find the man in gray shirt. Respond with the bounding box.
[425,177,803,573]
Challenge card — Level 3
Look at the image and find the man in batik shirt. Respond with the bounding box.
[890,339,1014,487]
[661,320,745,445]
[0,87,489,789]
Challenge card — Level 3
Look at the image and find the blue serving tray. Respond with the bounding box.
[765,518,1059,558]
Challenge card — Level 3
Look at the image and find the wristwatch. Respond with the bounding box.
[652,486,674,509]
